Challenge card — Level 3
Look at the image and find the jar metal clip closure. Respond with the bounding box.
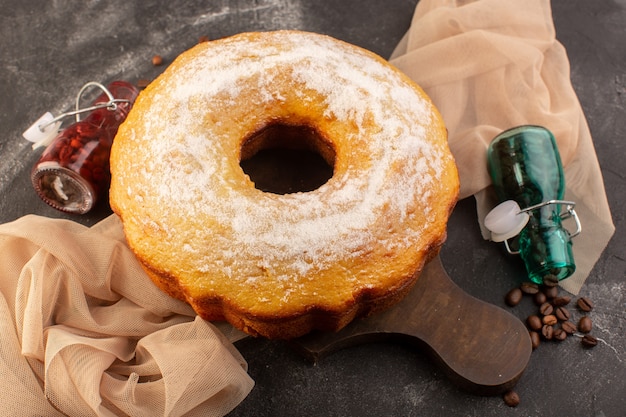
[486,199,581,255]
[23,81,132,149]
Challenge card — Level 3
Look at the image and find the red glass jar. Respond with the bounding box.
[31,81,139,214]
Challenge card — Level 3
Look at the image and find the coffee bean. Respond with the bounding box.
[555,306,571,321]
[539,302,554,316]
[553,327,567,341]
[137,79,151,89]
[520,282,540,295]
[578,316,593,333]
[505,288,523,307]
[577,297,594,312]
[529,331,541,350]
[542,314,558,326]
[541,324,554,340]
[533,291,547,306]
[503,390,520,407]
[581,334,598,348]
[527,315,543,331]
[152,54,163,66]
[561,321,577,334]
[543,285,559,299]
[552,296,571,307]
[542,274,559,287]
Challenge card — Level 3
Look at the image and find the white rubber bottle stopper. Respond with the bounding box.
[23,112,61,149]
[484,200,530,242]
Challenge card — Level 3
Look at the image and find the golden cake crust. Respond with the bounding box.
[110,30,459,339]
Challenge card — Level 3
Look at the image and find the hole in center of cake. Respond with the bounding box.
[240,123,335,195]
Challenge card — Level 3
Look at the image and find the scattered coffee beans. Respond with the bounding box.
[543,285,559,299]
[541,324,554,340]
[503,390,520,407]
[520,282,540,295]
[527,315,543,331]
[542,314,558,326]
[555,306,571,321]
[578,316,593,333]
[577,297,594,312]
[553,327,567,341]
[533,291,547,306]
[561,321,577,334]
[542,274,559,287]
[505,288,523,307]
[137,79,151,89]
[552,296,571,307]
[539,302,553,316]
[152,54,163,66]
[510,283,597,349]
[529,331,541,350]
[502,281,600,407]
[581,334,598,348]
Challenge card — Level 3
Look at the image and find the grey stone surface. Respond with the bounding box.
[1,1,624,416]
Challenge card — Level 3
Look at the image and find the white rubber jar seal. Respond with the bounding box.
[484,200,530,242]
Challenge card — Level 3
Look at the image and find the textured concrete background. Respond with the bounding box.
[1,1,624,416]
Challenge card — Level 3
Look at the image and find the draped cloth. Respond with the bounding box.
[389,0,615,294]
[0,215,253,416]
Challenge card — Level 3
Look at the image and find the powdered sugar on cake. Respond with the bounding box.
[120,31,448,283]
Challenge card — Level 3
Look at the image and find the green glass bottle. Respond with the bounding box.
[487,125,576,285]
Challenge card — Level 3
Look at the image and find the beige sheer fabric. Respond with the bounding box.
[0,214,253,416]
[390,0,615,294]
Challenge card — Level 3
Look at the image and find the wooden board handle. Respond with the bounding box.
[290,256,532,396]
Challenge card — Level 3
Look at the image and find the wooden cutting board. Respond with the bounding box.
[243,149,531,395]
[290,255,532,396]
